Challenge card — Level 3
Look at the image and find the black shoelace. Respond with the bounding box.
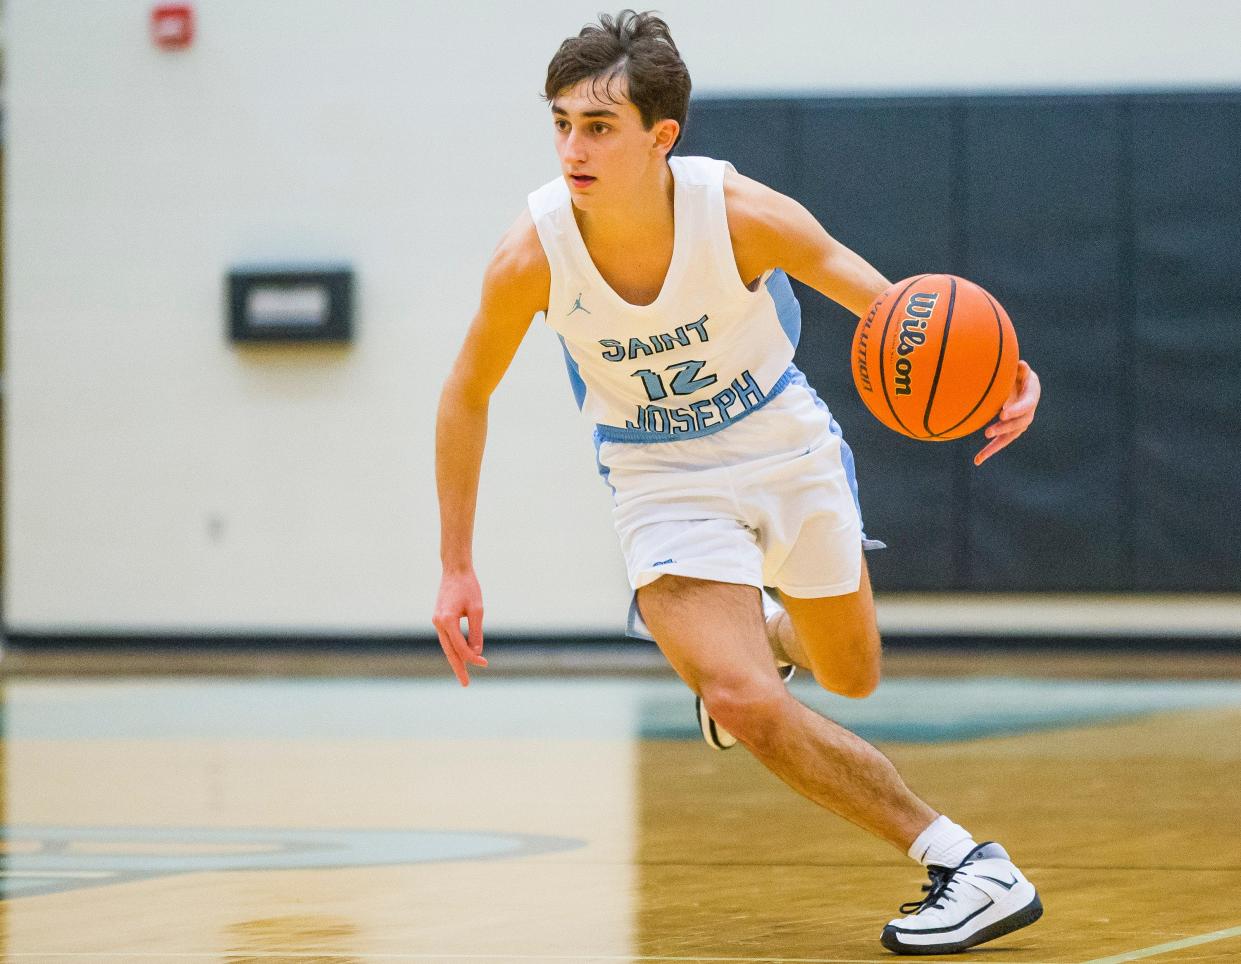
[899,864,960,914]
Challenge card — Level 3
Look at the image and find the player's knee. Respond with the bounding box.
[699,677,791,747]
[822,667,880,699]
[809,632,882,699]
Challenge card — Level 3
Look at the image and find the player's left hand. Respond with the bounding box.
[974,360,1040,466]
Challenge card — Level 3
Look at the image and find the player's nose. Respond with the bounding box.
[562,127,588,162]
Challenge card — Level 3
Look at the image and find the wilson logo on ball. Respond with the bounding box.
[851,274,1018,442]
[892,291,939,396]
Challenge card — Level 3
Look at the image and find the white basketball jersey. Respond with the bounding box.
[527,155,802,443]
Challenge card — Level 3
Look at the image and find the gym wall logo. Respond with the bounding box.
[892,291,939,397]
[0,826,583,898]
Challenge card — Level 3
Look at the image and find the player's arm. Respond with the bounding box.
[724,169,890,316]
[433,209,550,685]
[723,169,1040,466]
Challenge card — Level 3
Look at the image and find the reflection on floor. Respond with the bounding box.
[1,671,1239,961]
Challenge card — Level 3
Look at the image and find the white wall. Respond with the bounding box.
[5,0,1240,634]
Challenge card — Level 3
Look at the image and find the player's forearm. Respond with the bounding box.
[435,381,490,573]
[813,244,891,318]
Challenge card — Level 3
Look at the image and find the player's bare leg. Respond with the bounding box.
[771,553,884,700]
[636,574,934,851]
[640,573,1043,953]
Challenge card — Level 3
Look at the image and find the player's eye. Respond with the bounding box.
[554,119,569,131]
[592,123,610,135]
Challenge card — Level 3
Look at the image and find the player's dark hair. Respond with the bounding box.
[543,10,691,150]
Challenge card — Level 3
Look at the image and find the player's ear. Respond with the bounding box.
[652,118,680,157]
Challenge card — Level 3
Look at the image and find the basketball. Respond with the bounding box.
[851,274,1019,441]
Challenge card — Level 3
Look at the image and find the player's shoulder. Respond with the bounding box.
[722,166,794,229]
[484,208,550,307]
[721,166,804,254]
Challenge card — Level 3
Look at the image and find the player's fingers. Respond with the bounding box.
[434,624,470,686]
[974,419,1029,463]
[1000,362,1039,419]
[973,436,1009,465]
[984,416,1032,440]
[433,612,475,682]
[442,616,478,672]
[466,606,487,661]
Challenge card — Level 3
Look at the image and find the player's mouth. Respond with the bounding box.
[569,174,597,189]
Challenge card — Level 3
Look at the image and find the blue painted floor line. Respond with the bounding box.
[4,676,1241,743]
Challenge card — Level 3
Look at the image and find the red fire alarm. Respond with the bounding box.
[151,4,194,50]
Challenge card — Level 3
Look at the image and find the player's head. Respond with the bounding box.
[544,10,691,206]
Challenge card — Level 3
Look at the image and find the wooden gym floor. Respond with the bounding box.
[0,647,1239,962]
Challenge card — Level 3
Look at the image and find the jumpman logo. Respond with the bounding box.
[567,292,591,317]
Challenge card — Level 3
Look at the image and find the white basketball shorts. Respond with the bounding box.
[596,369,884,603]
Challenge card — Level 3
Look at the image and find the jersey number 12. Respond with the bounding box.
[631,359,718,402]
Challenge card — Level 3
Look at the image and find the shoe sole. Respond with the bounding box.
[696,694,736,750]
[880,892,1043,955]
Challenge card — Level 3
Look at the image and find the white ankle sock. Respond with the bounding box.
[909,815,978,868]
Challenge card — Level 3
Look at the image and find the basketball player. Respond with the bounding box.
[433,11,1043,955]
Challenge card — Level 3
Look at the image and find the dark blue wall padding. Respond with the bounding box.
[678,90,1241,592]
[1130,96,1241,590]
[960,98,1128,590]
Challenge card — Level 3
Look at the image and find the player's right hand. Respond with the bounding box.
[432,570,488,687]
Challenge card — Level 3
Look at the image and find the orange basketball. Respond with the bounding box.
[851,274,1019,441]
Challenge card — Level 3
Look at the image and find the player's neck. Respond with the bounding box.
[573,162,674,250]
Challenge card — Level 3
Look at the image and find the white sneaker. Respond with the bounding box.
[881,842,1042,955]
